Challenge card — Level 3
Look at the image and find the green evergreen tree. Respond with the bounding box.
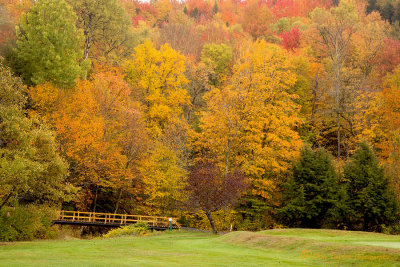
[381,2,394,23]
[277,146,341,228]
[14,0,88,88]
[366,0,379,14]
[213,1,219,15]
[191,7,199,19]
[344,143,398,231]
[0,63,71,209]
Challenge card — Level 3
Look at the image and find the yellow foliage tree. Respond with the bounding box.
[124,40,190,215]
[138,142,186,214]
[192,40,303,204]
[368,67,400,201]
[124,40,190,139]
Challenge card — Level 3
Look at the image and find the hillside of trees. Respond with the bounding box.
[0,0,400,240]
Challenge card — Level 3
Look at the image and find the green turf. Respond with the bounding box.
[0,229,399,266]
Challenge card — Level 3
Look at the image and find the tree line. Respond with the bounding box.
[0,0,400,239]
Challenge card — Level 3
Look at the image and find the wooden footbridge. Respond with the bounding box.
[53,210,180,230]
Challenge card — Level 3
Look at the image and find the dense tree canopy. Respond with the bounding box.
[1,0,400,235]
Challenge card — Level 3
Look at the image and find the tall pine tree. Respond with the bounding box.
[344,143,398,231]
[278,146,342,228]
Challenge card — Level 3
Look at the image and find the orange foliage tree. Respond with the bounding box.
[29,68,146,212]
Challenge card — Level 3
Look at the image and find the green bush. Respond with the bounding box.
[0,205,57,241]
[103,222,150,238]
[381,219,400,235]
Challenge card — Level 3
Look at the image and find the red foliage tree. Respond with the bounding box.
[132,15,146,26]
[375,38,400,78]
[280,25,301,51]
[185,162,248,233]
[268,0,332,19]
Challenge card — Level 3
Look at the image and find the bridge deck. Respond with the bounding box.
[53,210,180,230]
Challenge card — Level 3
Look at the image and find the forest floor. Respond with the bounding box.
[0,229,399,266]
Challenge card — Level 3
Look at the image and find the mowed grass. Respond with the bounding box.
[0,229,399,266]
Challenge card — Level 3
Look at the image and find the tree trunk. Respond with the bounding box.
[337,108,341,159]
[114,188,123,214]
[84,15,93,60]
[0,192,13,209]
[363,217,369,231]
[311,71,319,118]
[93,184,99,213]
[335,50,341,160]
[205,210,217,234]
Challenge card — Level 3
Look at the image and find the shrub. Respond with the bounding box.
[0,205,57,241]
[103,222,150,238]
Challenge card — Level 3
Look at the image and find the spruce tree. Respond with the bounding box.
[213,1,219,15]
[278,146,341,228]
[344,143,398,231]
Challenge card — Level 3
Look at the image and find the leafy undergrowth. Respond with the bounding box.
[102,222,150,238]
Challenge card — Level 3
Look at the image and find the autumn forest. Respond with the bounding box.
[1,0,400,239]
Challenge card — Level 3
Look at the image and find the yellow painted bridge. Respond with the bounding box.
[53,210,180,230]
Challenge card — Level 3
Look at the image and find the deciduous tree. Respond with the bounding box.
[192,41,303,225]
[29,68,144,212]
[124,40,190,214]
[0,63,70,208]
[185,162,247,233]
[67,0,136,63]
[15,0,88,88]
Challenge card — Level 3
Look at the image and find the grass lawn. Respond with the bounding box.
[0,229,399,266]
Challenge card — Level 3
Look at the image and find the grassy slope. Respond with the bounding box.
[0,229,399,266]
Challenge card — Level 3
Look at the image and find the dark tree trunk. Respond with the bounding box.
[92,184,99,213]
[0,192,13,209]
[363,217,369,231]
[84,15,93,60]
[205,210,217,234]
[114,188,123,214]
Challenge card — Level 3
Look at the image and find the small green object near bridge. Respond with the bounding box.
[53,210,180,230]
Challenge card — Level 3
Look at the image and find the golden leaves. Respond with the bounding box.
[193,40,303,201]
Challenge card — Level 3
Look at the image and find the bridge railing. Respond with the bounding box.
[56,210,180,228]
